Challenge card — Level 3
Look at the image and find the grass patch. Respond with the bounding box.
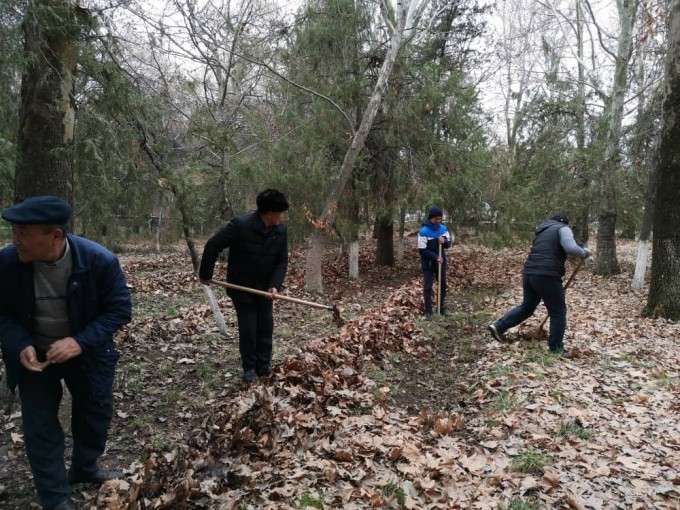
[349,402,372,416]
[510,449,551,474]
[131,289,204,319]
[419,319,447,338]
[493,390,516,412]
[656,376,679,388]
[299,490,324,509]
[501,497,543,510]
[522,345,557,367]
[490,363,514,378]
[457,336,482,363]
[556,419,591,440]
[364,362,388,383]
[486,417,501,427]
[383,482,406,505]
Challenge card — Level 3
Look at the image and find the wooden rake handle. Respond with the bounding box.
[208,279,334,311]
[437,243,443,315]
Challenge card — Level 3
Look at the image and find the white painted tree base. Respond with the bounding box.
[631,240,649,291]
[349,241,359,279]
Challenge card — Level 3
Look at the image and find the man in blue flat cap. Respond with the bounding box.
[0,196,132,510]
[417,206,453,318]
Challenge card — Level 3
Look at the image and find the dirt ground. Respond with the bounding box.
[0,237,678,509]
[0,239,453,508]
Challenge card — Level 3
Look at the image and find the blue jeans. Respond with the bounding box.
[19,357,113,510]
[495,273,566,351]
[233,296,274,375]
[423,265,447,314]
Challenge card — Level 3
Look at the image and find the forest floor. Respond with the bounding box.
[0,235,678,510]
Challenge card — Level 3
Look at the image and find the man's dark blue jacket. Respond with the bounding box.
[0,234,132,403]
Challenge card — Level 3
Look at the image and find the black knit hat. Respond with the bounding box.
[428,206,443,219]
[551,212,569,225]
[256,189,289,213]
[2,196,71,225]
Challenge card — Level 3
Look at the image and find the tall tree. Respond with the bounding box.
[0,1,23,205]
[592,0,640,275]
[644,0,680,319]
[14,0,82,202]
[303,0,433,293]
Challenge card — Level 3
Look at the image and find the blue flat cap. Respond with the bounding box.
[2,196,71,225]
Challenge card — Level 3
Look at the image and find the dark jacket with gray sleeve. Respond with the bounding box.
[524,220,588,278]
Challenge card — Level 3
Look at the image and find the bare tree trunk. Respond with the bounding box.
[571,0,590,244]
[632,154,659,291]
[218,149,235,220]
[375,211,395,267]
[305,230,327,292]
[594,0,639,275]
[15,0,78,204]
[644,0,680,319]
[349,241,359,279]
[595,157,621,275]
[396,205,406,262]
[347,192,361,279]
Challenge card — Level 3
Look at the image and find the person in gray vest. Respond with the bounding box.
[0,196,132,510]
[487,213,590,356]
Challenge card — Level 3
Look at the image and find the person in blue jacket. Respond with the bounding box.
[487,213,590,356]
[0,196,132,510]
[418,206,453,318]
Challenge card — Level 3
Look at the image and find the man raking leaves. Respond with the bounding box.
[487,213,590,357]
[199,189,290,384]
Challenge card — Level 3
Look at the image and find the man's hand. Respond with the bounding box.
[46,337,82,364]
[583,248,592,258]
[267,288,278,300]
[438,236,445,244]
[20,346,50,372]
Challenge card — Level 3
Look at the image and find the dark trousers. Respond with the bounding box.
[495,273,566,352]
[233,296,274,375]
[19,358,113,510]
[423,265,447,314]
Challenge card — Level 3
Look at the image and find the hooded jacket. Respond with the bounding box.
[0,234,132,402]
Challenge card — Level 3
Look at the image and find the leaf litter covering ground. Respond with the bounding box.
[0,240,678,509]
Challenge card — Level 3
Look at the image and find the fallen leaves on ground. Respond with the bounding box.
[0,239,678,510]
